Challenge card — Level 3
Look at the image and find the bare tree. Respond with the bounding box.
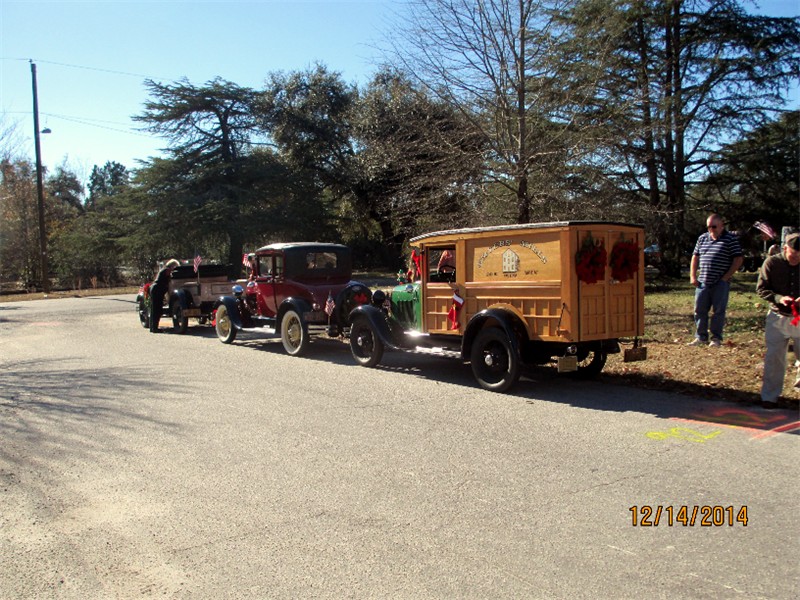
[386,0,598,223]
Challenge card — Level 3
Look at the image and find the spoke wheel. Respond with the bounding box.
[280,309,309,356]
[470,328,520,393]
[215,304,237,344]
[350,319,384,367]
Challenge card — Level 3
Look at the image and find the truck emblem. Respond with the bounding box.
[502,249,520,273]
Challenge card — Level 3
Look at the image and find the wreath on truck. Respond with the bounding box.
[575,233,607,284]
[609,238,640,282]
[575,234,640,284]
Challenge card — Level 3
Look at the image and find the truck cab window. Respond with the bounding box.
[429,248,456,283]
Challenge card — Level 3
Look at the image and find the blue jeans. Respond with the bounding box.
[694,280,730,341]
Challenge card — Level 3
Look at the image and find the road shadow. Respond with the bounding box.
[232,339,800,435]
[0,358,185,470]
[138,323,799,437]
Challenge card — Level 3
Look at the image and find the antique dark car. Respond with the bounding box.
[136,261,233,333]
[213,243,371,356]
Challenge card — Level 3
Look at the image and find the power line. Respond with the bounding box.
[0,56,180,83]
[3,110,154,138]
[44,113,155,138]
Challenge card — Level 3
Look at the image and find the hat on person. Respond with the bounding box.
[165,258,180,269]
[785,233,800,251]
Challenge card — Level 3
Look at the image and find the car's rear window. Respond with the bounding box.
[283,247,352,279]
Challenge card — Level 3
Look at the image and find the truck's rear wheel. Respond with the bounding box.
[350,318,384,367]
[470,328,521,393]
[172,303,189,334]
[572,349,606,378]
[281,309,309,356]
[215,304,237,344]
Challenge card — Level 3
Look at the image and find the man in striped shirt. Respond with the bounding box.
[688,214,744,347]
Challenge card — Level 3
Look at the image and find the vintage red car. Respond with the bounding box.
[213,243,371,356]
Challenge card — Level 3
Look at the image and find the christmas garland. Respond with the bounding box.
[575,233,607,284]
[609,238,640,282]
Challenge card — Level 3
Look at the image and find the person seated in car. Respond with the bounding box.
[438,249,455,273]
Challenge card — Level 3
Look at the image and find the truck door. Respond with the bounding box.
[424,245,461,334]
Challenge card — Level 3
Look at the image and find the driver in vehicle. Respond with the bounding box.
[438,249,455,273]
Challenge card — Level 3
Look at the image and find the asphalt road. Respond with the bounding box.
[1,295,798,599]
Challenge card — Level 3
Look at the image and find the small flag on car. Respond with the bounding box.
[325,292,335,317]
[193,254,202,273]
[242,253,250,267]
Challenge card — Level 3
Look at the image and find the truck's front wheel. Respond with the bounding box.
[470,328,521,393]
[350,318,384,367]
[280,309,309,356]
[215,304,237,344]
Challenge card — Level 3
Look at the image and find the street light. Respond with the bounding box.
[31,61,50,294]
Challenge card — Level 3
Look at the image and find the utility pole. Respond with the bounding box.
[31,61,49,294]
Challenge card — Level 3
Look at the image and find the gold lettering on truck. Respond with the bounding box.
[473,238,559,281]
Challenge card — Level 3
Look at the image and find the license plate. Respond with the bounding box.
[557,356,578,372]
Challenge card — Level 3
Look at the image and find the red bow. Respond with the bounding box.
[792,301,800,326]
[410,249,422,281]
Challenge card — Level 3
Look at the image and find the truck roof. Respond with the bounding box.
[409,221,644,244]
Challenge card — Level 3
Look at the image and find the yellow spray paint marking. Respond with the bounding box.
[646,427,722,443]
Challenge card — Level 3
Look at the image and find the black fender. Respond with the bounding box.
[277,297,313,323]
[461,308,528,361]
[335,282,373,326]
[348,305,404,350]
[213,296,244,330]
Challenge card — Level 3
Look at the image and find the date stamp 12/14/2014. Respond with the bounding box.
[629,505,748,527]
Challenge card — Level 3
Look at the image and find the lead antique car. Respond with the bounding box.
[349,221,647,392]
[137,261,234,333]
[213,242,372,356]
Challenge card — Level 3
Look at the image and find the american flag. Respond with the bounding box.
[324,292,335,316]
[242,253,250,267]
[754,221,776,240]
[193,254,202,273]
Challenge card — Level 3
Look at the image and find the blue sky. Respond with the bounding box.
[1,0,797,181]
